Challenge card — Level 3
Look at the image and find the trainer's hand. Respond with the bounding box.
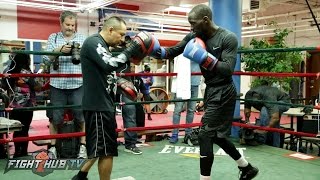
[117,78,138,101]
[121,31,156,63]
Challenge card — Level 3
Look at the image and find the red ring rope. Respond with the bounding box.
[0,71,320,78]
[0,122,318,144]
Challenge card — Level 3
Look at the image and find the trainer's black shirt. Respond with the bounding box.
[80,33,128,111]
[111,46,131,81]
[165,27,238,87]
[244,85,291,114]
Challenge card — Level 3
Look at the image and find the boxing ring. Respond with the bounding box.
[0,47,320,180]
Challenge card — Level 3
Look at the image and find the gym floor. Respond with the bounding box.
[0,138,319,180]
[1,108,319,180]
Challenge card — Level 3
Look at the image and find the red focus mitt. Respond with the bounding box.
[122,31,157,64]
[42,81,50,91]
[117,78,138,101]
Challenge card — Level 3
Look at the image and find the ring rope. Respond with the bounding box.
[239,98,315,109]
[1,71,320,78]
[1,46,320,55]
[0,49,121,56]
[2,98,317,112]
[238,46,320,53]
[0,121,318,144]
[0,73,82,78]
[232,122,317,138]
[232,71,320,77]
[1,46,319,145]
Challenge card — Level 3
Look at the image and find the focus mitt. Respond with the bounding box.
[117,78,138,101]
[122,31,158,64]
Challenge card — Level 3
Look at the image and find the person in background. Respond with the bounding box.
[244,85,291,147]
[195,76,206,114]
[169,55,201,144]
[140,65,153,120]
[0,52,15,159]
[130,63,147,141]
[2,53,42,157]
[42,10,87,159]
[112,36,142,155]
[0,88,9,159]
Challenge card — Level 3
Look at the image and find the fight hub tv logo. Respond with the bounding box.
[4,149,86,177]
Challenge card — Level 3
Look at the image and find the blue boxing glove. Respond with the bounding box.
[183,38,218,71]
[150,35,167,59]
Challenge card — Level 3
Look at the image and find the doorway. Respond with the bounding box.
[306,52,320,105]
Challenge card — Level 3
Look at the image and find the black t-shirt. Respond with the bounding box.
[244,85,291,114]
[165,27,238,87]
[111,46,132,95]
[80,33,128,111]
[112,46,131,81]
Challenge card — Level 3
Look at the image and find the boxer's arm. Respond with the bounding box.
[43,34,65,63]
[83,32,156,73]
[82,38,129,73]
[244,92,253,122]
[214,33,238,77]
[138,78,147,93]
[152,32,195,59]
[267,104,280,128]
[244,108,251,122]
[269,112,280,128]
[149,76,154,86]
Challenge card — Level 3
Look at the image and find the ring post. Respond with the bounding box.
[211,0,242,137]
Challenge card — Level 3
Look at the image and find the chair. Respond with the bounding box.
[300,118,320,156]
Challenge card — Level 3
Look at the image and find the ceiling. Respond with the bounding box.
[113,0,320,38]
[0,0,319,38]
[118,0,204,7]
[0,0,318,16]
[1,0,318,21]
[241,0,320,38]
[118,0,320,14]
[249,0,319,16]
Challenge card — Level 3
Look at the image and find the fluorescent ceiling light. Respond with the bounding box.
[179,4,193,8]
[0,0,120,12]
[164,6,191,13]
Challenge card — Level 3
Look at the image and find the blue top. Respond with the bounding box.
[190,61,201,86]
[43,32,86,89]
[140,71,153,94]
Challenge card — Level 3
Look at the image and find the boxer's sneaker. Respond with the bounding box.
[238,163,259,180]
[48,146,57,159]
[71,174,88,180]
[124,146,142,155]
[169,134,178,144]
[78,145,87,159]
[183,134,192,145]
